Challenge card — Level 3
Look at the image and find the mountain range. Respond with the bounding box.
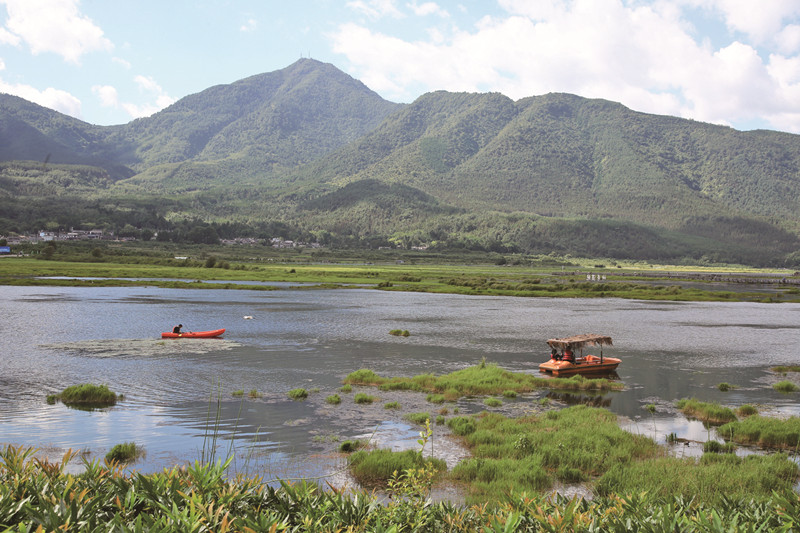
[1,58,799,266]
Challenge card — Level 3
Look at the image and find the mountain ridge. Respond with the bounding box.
[1,58,800,266]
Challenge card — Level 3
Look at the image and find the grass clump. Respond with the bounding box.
[447,416,477,436]
[288,388,308,400]
[717,382,735,392]
[51,383,119,408]
[348,448,446,488]
[339,384,352,393]
[773,381,799,393]
[404,412,431,426]
[105,442,143,464]
[703,440,737,454]
[339,439,365,453]
[231,389,244,397]
[384,401,400,409]
[502,390,517,398]
[426,393,445,404]
[354,393,376,404]
[737,404,758,417]
[771,365,800,373]
[484,398,503,407]
[675,398,737,425]
[718,415,800,449]
[326,394,342,405]
[389,329,410,337]
[248,389,261,398]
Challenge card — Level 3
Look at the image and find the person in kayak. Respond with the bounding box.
[172,324,183,334]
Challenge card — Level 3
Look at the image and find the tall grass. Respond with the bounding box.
[348,448,446,488]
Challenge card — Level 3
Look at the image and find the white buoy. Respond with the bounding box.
[243,316,254,320]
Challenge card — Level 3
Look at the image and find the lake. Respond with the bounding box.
[2,284,799,483]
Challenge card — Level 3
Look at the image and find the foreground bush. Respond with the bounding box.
[0,445,798,532]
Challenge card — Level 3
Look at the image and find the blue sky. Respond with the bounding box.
[2,0,800,132]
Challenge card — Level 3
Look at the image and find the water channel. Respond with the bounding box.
[1,284,799,485]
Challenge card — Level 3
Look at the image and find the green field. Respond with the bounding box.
[2,243,798,303]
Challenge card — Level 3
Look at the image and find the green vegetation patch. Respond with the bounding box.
[449,406,661,504]
[718,415,800,449]
[675,398,737,425]
[353,393,376,404]
[343,362,622,401]
[389,329,410,337]
[773,381,799,393]
[403,412,431,426]
[771,365,800,373]
[348,448,446,488]
[287,388,308,400]
[50,383,119,408]
[595,453,798,504]
[326,394,342,405]
[105,442,144,464]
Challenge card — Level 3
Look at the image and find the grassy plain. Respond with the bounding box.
[1,243,798,302]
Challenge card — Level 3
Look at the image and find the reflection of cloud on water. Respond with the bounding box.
[39,338,239,358]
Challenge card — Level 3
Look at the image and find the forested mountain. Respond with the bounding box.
[2,58,800,266]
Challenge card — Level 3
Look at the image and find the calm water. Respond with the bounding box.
[1,285,799,480]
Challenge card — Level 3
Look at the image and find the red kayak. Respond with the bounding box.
[161,328,225,339]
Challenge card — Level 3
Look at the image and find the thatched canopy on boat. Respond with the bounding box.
[546,334,613,350]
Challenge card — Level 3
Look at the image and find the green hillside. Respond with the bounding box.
[1,59,800,265]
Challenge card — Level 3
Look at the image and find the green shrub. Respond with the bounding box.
[339,440,365,453]
[339,384,352,393]
[717,382,734,392]
[288,388,308,400]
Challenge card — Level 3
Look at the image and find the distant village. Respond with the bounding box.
[1,229,322,249]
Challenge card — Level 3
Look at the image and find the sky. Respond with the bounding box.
[1,0,800,133]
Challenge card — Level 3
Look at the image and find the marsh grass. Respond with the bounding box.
[703,440,737,454]
[339,439,366,453]
[231,389,244,397]
[51,383,119,408]
[449,406,662,504]
[718,415,800,449]
[389,329,410,337]
[288,388,308,400]
[348,448,446,488]
[737,404,758,417]
[717,382,735,391]
[675,398,737,425]
[772,365,800,373]
[773,381,799,393]
[383,400,400,409]
[595,454,798,503]
[343,363,622,401]
[248,389,261,398]
[105,442,143,464]
[483,398,503,407]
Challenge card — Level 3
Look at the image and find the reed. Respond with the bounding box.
[675,398,737,425]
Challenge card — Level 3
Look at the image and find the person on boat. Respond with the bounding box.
[551,347,559,360]
[172,324,183,334]
[563,347,574,362]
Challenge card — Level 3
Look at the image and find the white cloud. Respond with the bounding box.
[240,18,257,32]
[0,25,20,46]
[0,78,81,117]
[407,1,449,18]
[112,56,132,69]
[0,0,112,63]
[124,75,175,118]
[92,84,118,107]
[700,0,800,46]
[331,0,800,132]
[0,57,4,70]
[346,0,404,19]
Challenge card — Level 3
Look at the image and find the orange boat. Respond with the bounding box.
[538,334,620,376]
[161,328,225,339]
